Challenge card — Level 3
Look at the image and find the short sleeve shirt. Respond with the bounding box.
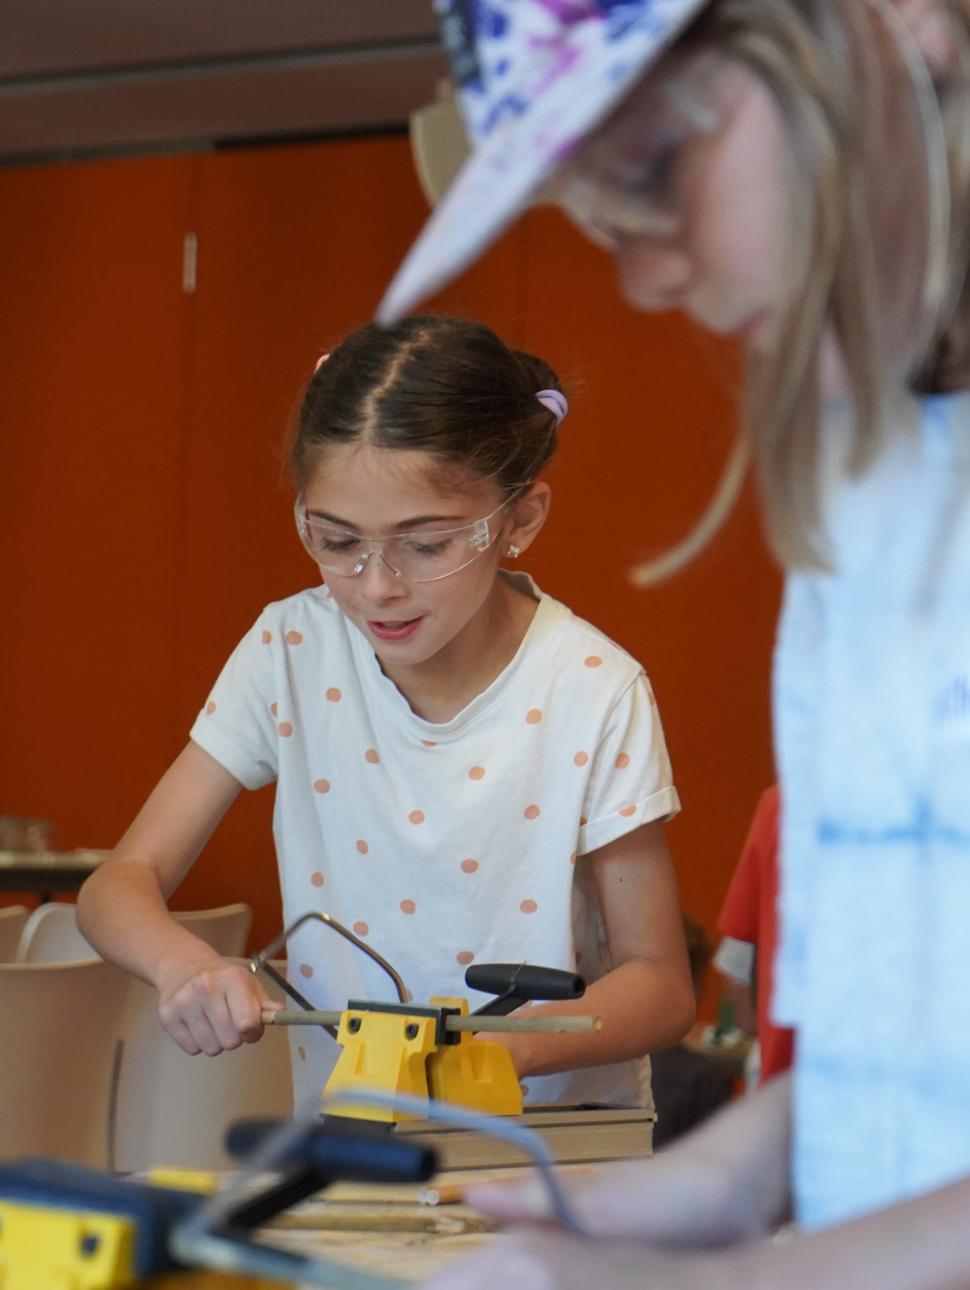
[718,786,794,1084]
[191,572,680,1110]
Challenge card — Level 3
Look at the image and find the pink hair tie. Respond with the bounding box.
[314,352,331,373]
[536,388,567,425]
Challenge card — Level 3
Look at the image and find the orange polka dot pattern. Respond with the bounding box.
[365,748,380,764]
[468,766,486,781]
[409,810,425,825]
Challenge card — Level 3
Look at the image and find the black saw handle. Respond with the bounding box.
[466,963,586,1016]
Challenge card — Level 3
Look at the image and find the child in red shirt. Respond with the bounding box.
[718,786,794,1084]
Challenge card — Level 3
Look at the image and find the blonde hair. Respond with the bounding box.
[633,0,970,581]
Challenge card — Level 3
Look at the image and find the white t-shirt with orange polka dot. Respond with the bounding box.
[190,572,680,1111]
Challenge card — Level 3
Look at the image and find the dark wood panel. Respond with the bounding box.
[0,2,439,76]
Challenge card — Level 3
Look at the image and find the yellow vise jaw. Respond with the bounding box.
[0,1158,221,1290]
[0,1199,135,1290]
[324,997,523,1122]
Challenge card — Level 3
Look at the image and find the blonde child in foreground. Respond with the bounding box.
[377,2,970,1288]
[78,315,693,1113]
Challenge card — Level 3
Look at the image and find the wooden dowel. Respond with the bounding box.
[263,1008,343,1027]
[261,1009,601,1033]
[462,1015,601,1034]
[417,1182,467,1206]
[269,1208,495,1234]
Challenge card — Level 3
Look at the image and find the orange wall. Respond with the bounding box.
[0,137,779,985]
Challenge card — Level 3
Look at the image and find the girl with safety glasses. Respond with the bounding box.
[78,314,694,1116]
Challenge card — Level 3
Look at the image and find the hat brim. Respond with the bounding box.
[377,3,707,324]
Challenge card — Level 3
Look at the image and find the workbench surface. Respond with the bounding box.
[221,1163,590,1285]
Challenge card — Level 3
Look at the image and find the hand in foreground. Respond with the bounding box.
[462,1077,793,1249]
[423,1227,746,1290]
[157,958,282,1056]
[461,1153,765,1249]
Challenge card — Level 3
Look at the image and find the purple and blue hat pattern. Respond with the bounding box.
[443,2,691,141]
[378,0,706,322]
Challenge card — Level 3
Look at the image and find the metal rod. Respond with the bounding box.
[262,1009,601,1033]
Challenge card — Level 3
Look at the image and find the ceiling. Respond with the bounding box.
[0,1,447,165]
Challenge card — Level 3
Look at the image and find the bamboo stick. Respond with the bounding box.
[261,1009,601,1033]
[267,1207,495,1234]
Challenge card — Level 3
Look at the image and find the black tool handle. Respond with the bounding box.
[466,963,586,1016]
[225,1116,436,1184]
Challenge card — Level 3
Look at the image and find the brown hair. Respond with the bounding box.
[289,315,564,496]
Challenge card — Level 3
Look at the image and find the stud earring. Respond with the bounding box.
[506,544,521,558]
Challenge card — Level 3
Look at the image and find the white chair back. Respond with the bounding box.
[170,903,252,957]
[0,906,29,962]
[112,959,293,1172]
[15,902,97,963]
[16,901,252,964]
[0,959,130,1167]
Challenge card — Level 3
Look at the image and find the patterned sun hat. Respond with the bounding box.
[377,0,709,323]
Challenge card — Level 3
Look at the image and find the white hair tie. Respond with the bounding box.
[536,388,568,424]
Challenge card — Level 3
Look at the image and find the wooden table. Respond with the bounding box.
[174,1105,654,1285]
[0,848,108,901]
[264,1167,521,1282]
[169,1163,597,1287]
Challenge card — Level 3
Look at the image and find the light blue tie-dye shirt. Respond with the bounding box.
[773,391,970,1230]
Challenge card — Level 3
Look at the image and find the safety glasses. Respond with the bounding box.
[294,499,508,584]
[550,51,729,250]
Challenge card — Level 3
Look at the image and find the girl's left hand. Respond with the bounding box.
[423,1229,740,1290]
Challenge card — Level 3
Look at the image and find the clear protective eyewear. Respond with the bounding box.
[294,498,509,583]
[550,53,726,251]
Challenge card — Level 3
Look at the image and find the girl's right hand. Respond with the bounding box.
[156,957,283,1056]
